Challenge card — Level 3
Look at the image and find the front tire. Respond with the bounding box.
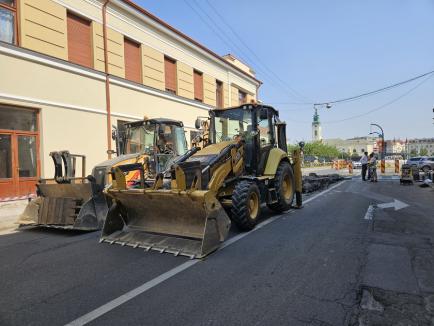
[267,161,295,212]
[231,181,261,231]
[422,165,431,173]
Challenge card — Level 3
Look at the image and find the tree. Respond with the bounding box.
[287,141,341,159]
[410,149,417,157]
[419,148,428,156]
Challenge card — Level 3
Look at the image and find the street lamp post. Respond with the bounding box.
[370,123,385,160]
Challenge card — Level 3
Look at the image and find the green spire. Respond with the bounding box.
[313,108,320,124]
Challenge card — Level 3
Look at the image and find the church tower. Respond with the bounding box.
[312,108,322,141]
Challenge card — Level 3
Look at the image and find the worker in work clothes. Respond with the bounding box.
[368,153,378,182]
[360,151,369,181]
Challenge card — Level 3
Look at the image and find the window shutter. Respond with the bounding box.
[124,38,141,83]
[67,13,92,68]
[194,70,203,101]
[216,80,223,108]
[238,90,247,105]
[164,57,177,93]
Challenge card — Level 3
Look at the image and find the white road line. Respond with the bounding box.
[364,205,375,220]
[65,180,346,326]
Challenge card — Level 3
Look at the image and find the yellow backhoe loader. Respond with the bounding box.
[101,104,296,258]
[18,118,188,231]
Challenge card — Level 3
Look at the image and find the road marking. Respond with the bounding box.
[377,199,409,211]
[65,260,198,326]
[364,205,375,220]
[65,180,346,326]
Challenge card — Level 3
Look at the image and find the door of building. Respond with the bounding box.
[0,106,39,199]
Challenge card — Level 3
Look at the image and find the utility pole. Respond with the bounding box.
[370,123,385,160]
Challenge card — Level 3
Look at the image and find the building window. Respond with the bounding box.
[216,80,223,108]
[193,70,203,102]
[164,56,177,94]
[67,12,92,68]
[124,37,142,83]
[0,0,16,44]
[239,90,247,105]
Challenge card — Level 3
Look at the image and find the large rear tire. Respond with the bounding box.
[267,161,295,212]
[231,181,261,231]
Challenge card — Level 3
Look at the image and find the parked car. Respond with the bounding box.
[406,157,423,167]
[352,161,362,169]
[419,157,434,172]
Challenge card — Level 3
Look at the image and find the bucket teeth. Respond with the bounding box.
[142,245,152,252]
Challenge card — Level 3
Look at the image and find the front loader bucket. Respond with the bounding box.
[18,183,108,231]
[101,189,231,258]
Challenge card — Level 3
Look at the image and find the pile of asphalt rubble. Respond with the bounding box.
[302,173,343,193]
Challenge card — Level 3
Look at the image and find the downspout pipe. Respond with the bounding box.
[103,0,112,159]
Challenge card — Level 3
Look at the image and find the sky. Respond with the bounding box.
[137,0,434,143]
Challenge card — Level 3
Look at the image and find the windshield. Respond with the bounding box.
[156,124,188,155]
[124,123,155,154]
[124,122,187,156]
[212,108,253,143]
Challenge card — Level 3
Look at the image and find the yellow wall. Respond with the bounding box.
[203,74,216,107]
[176,62,194,99]
[141,44,165,90]
[91,22,125,77]
[109,82,207,130]
[18,0,258,105]
[223,83,230,108]
[230,85,239,107]
[19,0,68,60]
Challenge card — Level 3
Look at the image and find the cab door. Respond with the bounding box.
[257,107,275,175]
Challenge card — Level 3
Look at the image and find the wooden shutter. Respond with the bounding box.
[67,13,92,68]
[216,80,223,108]
[239,90,247,105]
[124,38,141,83]
[193,70,203,101]
[164,57,177,93]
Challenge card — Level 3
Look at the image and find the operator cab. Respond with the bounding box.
[209,104,287,175]
[121,119,188,174]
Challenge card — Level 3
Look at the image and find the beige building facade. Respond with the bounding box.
[0,0,261,199]
[323,137,377,157]
[406,138,434,156]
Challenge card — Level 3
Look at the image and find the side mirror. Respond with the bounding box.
[195,118,201,129]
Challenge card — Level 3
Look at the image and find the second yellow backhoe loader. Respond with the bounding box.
[101,104,295,258]
[18,118,188,231]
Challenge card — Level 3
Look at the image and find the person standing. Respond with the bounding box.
[360,151,368,181]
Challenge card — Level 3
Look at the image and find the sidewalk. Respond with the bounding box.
[0,200,27,234]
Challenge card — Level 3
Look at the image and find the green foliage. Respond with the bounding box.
[419,148,428,156]
[287,141,341,159]
[410,149,418,157]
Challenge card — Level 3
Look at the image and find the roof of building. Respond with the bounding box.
[121,0,262,85]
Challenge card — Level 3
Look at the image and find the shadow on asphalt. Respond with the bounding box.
[16,226,97,237]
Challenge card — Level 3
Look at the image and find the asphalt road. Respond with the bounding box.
[0,178,425,326]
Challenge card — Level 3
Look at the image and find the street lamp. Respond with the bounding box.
[370,123,385,160]
[314,103,332,110]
